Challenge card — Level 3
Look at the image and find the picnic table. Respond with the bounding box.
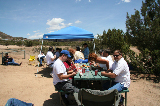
[73,63,114,90]
[74,63,114,81]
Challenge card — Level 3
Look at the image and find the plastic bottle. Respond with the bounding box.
[86,67,89,77]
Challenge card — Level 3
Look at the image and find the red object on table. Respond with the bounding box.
[95,69,98,76]
[82,68,85,73]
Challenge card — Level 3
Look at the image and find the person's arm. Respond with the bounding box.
[101,71,117,78]
[96,57,109,69]
[51,55,56,61]
[67,70,73,74]
[57,72,77,80]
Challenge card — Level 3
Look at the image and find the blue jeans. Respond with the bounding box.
[7,59,20,66]
[38,56,45,65]
[5,98,33,106]
[103,81,127,92]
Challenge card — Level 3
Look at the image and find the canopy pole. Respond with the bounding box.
[93,39,96,54]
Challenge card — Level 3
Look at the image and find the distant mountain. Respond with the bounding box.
[0,31,13,39]
[0,31,25,40]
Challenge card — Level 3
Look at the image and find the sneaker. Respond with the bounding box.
[19,62,22,66]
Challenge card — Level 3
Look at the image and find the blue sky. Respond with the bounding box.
[0,0,144,39]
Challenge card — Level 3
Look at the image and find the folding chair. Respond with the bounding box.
[28,55,35,65]
[74,89,121,106]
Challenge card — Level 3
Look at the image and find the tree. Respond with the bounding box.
[101,29,127,52]
[126,0,160,76]
[126,0,160,51]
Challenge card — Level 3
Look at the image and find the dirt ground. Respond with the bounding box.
[0,45,160,106]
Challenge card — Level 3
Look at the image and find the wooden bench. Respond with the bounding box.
[119,89,129,106]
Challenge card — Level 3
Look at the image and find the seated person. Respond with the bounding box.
[101,50,130,92]
[88,52,109,70]
[68,48,85,61]
[98,49,104,57]
[63,54,75,84]
[99,49,114,70]
[37,51,45,66]
[4,53,22,66]
[53,50,79,93]
[46,46,56,68]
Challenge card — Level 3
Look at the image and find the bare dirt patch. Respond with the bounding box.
[0,45,160,106]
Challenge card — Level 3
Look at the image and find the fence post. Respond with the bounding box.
[2,52,3,64]
[24,50,25,59]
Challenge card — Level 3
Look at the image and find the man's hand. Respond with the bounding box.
[72,72,77,76]
[101,71,106,76]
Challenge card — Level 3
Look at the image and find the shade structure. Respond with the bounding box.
[43,26,94,42]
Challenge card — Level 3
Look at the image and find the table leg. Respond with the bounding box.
[125,92,127,106]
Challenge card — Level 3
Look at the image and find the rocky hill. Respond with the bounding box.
[0,31,24,40]
[0,31,13,39]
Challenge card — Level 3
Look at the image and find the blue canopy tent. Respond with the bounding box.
[43,26,94,42]
[42,26,95,63]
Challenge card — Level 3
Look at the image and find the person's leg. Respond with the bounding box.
[11,59,20,66]
[55,81,79,93]
[62,81,79,93]
[7,59,15,65]
[39,58,43,65]
[5,98,33,106]
[108,82,127,105]
[108,82,127,92]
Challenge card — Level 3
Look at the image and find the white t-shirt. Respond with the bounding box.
[38,53,45,58]
[110,57,130,88]
[99,55,114,70]
[53,59,68,85]
[74,51,84,60]
[46,51,55,65]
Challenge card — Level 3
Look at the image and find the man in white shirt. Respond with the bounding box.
[53,50,79,93]
[46,46,56,68]
[99,49,114,70]
[37,51,45,66]
[101,50,130,92]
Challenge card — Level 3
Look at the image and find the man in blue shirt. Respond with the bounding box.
[82,43,89,59]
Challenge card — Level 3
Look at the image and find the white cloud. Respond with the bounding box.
[75,20,81,23]
[33,30,40,33]
[76,0,91,2]
[27,33,30,35]
[28,32,43,39]
[46,18,72,31]
[117,0,131,5]
[122,0,131,3]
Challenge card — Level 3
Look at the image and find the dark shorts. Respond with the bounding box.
[55,81,79,93]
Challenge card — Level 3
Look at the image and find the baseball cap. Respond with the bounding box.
[60,50,71,57]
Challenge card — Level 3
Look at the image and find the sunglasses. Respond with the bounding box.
[113,55,120,57]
